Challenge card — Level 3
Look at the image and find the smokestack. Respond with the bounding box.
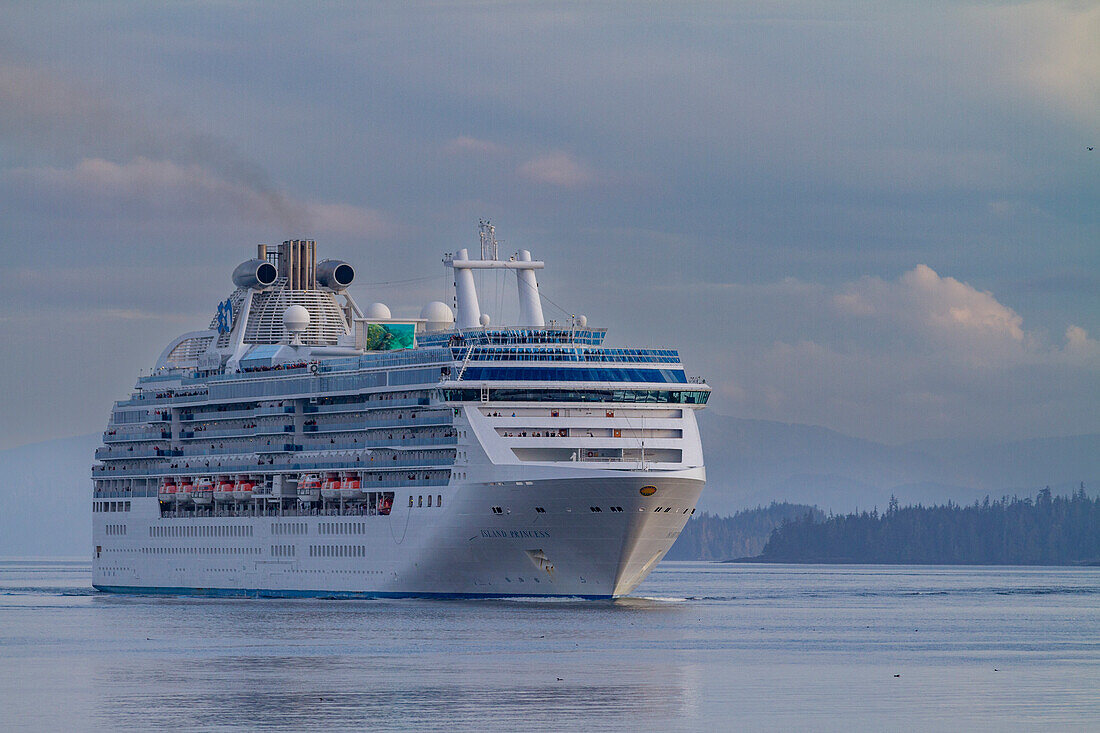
[257,243,267,260]
[277,239,318,290]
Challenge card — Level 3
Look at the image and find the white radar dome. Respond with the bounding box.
[479,313,491,327]
[364,302,391,320]
[420,301,455,332]
[283,304,310,344]
[575,314,587,328]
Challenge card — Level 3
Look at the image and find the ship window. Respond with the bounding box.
[408,496,414,507]
[535,507,545,513]
[418,495,423,507]
[427,495,432,507]
[437,495,442,507]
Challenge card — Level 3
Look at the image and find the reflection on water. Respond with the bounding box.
[1,560,1099,731]
[96,661,690,731]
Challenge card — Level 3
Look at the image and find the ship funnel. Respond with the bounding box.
[316,259,355,290]
[232,259,278,289]
[278,239,316,290]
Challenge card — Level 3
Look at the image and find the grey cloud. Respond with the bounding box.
[0,2,1096,449]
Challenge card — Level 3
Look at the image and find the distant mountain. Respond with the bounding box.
[0,417,1097,557]
[0,433,99,557]
[696,412,1099,515]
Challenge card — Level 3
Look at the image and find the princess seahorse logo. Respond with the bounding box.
[215,298,233,334]
[639,485,657,496]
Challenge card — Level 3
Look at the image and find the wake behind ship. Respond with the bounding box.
[92,224,709,598]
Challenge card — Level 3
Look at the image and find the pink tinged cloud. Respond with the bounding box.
[834,264,1026,344]
[517,151,596,187]
[443,136,508,156]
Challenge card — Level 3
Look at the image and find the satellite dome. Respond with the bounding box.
[420,301,455,332]
[283,305,310,345]
[575,314,587,328]
[283,304,310,332]
[364,302,391,320]
[479,313,491,327]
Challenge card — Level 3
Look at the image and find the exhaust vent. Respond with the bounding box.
[316,259,355,290]
[232,259,278,289]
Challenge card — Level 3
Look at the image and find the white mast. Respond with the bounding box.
[445,223,547,330]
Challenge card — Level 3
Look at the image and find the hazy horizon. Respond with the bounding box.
[1,2,1097,449]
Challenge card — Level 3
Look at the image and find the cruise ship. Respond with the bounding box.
[92,224,709,598]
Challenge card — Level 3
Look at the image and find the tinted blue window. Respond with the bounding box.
[460,367,686,383]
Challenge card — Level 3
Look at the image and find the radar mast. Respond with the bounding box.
[479,219,500,261]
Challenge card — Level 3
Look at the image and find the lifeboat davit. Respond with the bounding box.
[176,479,194,504]
[298,474,321,503]
[232,477,255,501]
[339,474,363,500]
[320,474,341,501]
[213,478,235,502]
[193,477,214,505]
[158,479,178,503]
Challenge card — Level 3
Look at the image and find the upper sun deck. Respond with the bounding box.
[124,225,708,414]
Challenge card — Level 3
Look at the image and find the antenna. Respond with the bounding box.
[479,219,499,261]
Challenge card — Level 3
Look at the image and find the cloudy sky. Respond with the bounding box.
[0,1,1097,450]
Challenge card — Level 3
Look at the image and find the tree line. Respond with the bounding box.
[666,502,823,560]
[759,485,1099,565]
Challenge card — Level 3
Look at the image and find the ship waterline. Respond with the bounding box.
[92,226,709,598]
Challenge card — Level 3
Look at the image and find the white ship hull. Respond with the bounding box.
[93,468,704,598]
[91,235,711,600]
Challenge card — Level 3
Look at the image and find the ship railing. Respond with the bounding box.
[97,458,454,478]
[103,431,172,444]
[302,396,431,415]
[180,407,268,422]
[96,448,165,460]
[304,413,451,430]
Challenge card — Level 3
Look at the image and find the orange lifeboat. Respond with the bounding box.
[214,478,235,502]
[176,478,194,504]
[232,477,255,501]
[193,477,214,506]
[339,474,363,501]
[159,478,178,503]
[320,473,341,501]
[297,474,321,503]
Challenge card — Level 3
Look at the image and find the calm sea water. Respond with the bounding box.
[1,561,1097,732]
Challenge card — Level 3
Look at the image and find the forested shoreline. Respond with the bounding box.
[758,486,1099,565]
[666,503,823,560]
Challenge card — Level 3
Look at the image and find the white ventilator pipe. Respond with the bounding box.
[515,249,545,327]
[452,249,483,330]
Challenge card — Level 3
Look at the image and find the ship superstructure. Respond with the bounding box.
[92,226,709,598]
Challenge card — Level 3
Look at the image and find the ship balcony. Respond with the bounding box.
[254,405,297,416]
[302,396,431,414]
[179,425,292,440]
[96,447,177,460]
[175,436,457,459]
[102,430,171,443]
[94,457,454,479]
[495,427,682,439]
[303,413,451,431]
[180,407,268,422]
